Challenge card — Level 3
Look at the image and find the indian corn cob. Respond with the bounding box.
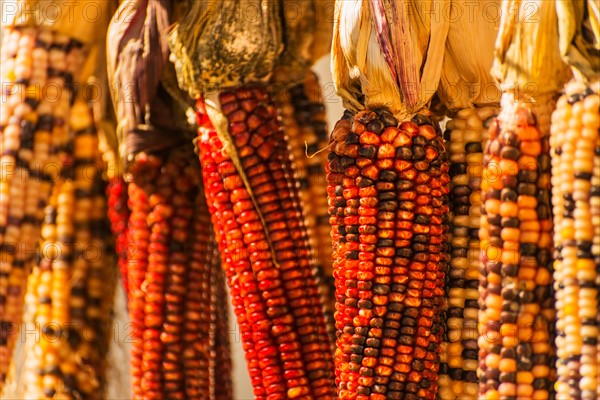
[550,82,600,400]
[327,109,449,400]
[108,1,234,397]
[0,26,85,387]
[196,88,336,399]
[479,96,556,399]
[107,177,130,295]
[276,71,336,352]
[209,252,233,400]
[22,101,115,399]
[171,1,335,397]
[480,0,576,397]
[126,148,232,399]
[329,1,451,398]
[438,107,498,400]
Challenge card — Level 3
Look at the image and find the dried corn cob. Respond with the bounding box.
[0,26,85,387]
[197,86,336,399]
[127,148,232,399]
[276,70,336,352]
[210,255,233,400]
[479,95,556,399]
[327,109,449,400]
[22,101,115,399]
[551,82,600,400]
[107,176,130,295]
[437,106,498,400]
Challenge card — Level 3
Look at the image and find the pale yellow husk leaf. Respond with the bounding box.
[332,0,450,120]
[438,0,501,110]
[492,0,572,99]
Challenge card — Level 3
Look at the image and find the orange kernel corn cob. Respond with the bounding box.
[327,109,450,400]
[479,94,556,399]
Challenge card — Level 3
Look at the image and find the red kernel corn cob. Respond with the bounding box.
[479,94,556,399]
[107,176,130,295]
[127,149,232,399]
[197,86,336,399]
[327,109,450,400]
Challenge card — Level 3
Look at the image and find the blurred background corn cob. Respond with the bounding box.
[21,100,115,399]
[433,2,501,397]
[0,26,87,390]
[477,2,577,398]
[439,106,498,400]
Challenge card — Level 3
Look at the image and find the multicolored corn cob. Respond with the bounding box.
[438,106,498,399]
[0,26,85,387]
[327,109,450,399]
[126,147,232,399]
[479,94,556,399]
[197,86,336,399]
[551,82,600,400]
[22,101,115,399]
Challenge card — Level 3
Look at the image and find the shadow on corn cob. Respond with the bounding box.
[170,1,336,397]
[21,100,116,399]
[551,82,600,399]
[107,177,130,296]
[0,26,86,389]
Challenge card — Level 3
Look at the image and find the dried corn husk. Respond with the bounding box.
[273,0,334,85]
[438,0,501,110]
[555,0,599,80]
[107,0,193,167]
[492,0,572,99]
[332,0,450,119]
[274,0,314,84]
[169,0,283,98]
[310,0,334,64]
[2,0,111,44]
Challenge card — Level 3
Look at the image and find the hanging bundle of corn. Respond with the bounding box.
[434,1,501,398]
[107,1,232,397]
[272,0,337,353]
[21,100,116,399]
[170,1,336,397]
[550,3,600,399]
[478,1,573,398]
[0,0,110,388]
[329,1,450,398]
